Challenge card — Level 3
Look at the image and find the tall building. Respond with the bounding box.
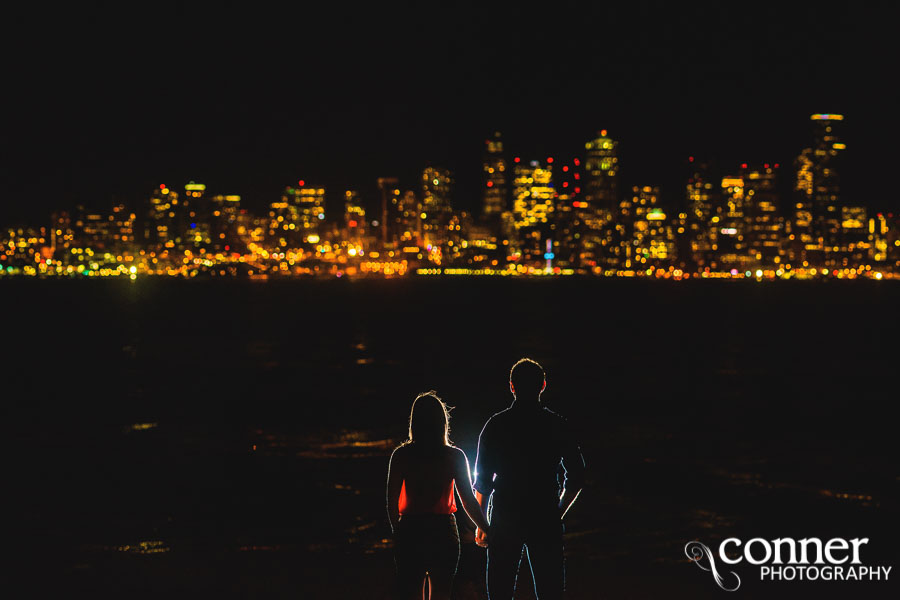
[511,159,555,266]
[148,184,179,249]
[268,182,325,248]
[791,148,816,265]
[743,166,783,267]
[584,130,618,214]
[210,194,241,251]
[716,175,749,269]
[183,181,212,249]
[628,186,675,268]
[344,190,368,248]
[377,177,400,248]
[421,167,453,249]
[804,114,846,264]
[482,132,508,217]
[686,159,717,269]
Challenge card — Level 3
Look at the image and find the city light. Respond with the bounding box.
[0,115,895,282]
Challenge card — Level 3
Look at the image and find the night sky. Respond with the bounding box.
[2,2,896,226]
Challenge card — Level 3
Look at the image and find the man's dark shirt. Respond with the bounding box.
[473,401,586,516]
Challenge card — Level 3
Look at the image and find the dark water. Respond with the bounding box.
[3,277,898,598]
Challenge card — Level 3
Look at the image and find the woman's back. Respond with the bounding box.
[395,443,458,515]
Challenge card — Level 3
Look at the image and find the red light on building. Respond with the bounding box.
[574,173,580,180]
[486,181,493,187]
[574,187,581,194]
[774,163,780,168]
[688,156,694,162]
[298,180,305,186]
[514,157,520,163]
[562,165,569,172]
[547,157,554,164]
[562,182,569,188]
[573,158,580,166]
[160,184,166,189]
[741,163,748,169]
[764,163,770,169]
[600,129,607,136]
[349,220,358,228]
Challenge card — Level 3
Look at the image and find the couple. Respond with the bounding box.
[386,358,587,599]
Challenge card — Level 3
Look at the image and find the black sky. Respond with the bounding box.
[2,2,897,225]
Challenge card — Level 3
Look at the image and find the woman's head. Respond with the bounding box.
[406,391,451,446]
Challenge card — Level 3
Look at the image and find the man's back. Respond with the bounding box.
[473,403,585,516]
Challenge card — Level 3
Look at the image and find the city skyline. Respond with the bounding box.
[3,113,899,281]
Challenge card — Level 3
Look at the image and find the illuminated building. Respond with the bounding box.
[49,210,74,257]
[553,158,582,268]
[395,190,422,247]
[147,184,179,248]
[182,181,212,249]
[210,194,241,251]
[840,206,868,264]
[512,159,555,265]
[715,175,749,269]
[685,159,717,269]
[584,130,618,214]
[267,183,325,249]
[377,177,400,248]
[421,167,453,250]
[743,166,783,267]
[344,190,368,248]
[482,131,508,217]
[811,114,845,261]
[627,186,675,267]
[869,213,889,263]
[791,149,817,264]
[581,132,619,270]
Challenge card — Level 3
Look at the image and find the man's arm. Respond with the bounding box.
[558,418,586,520]
[472,420,494,547]
[451,448,490,532]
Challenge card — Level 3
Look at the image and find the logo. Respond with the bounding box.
[685,537,892,591]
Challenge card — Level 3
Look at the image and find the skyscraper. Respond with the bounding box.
[743,165,783,267]
[584,130,618,214]
[511,159,555,266]
[421,167,453,249]
[686,159,717,269]
[810,114,845,261]
[482,131,508,217]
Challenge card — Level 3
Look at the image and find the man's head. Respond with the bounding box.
[509,358,546,399]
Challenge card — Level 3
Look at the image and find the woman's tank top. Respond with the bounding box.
[398,478,457,515]
[397,445,458,515]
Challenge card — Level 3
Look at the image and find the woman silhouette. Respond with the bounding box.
[386,391,490,600]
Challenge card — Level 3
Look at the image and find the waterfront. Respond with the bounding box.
[3,278,897,598]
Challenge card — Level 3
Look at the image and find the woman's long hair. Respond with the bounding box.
[404,391,452,447]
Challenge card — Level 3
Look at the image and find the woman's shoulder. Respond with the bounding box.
[445,444,470,463]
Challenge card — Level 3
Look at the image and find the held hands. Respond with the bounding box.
[475,526,489,548]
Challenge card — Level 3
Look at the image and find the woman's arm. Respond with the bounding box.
[386,447,405,534]
[452,447,490,533]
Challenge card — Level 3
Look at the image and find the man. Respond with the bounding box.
[472,358,586,600]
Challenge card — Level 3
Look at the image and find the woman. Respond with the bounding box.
[386,391,490,600]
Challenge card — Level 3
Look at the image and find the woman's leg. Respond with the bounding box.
[425,515,460,600]
[394,518,428,599]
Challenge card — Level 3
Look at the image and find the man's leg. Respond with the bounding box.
[524,518,565,600]
[486,512,525,600]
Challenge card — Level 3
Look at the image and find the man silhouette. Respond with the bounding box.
[473,358,586,600]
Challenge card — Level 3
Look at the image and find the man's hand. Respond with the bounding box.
[475,526,488,548]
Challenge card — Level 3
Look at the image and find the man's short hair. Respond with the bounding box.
[509,358,545,395]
